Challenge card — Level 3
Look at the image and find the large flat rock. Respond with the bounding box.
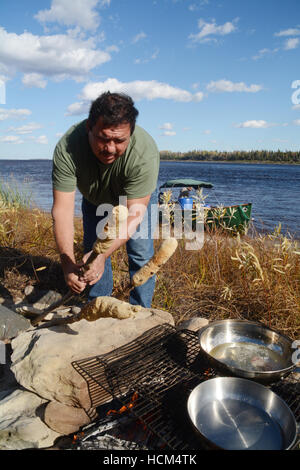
[0,304,31,340]
[10,307,174,411]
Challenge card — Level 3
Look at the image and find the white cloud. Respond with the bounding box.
[105,45,119,53]
[22,73,47,89]
[134,48,159,64]
[194,91,204,101]
[189,18,238,44]
[0,27,111,83]
[160,122,173,130]
[161,130,176,136]
[292,104,300,110]
[207,79,262,93]
[202,129,211,134]
[159,121,176,136]
[28,135,49,144]
[252,48,279,60]
[235,120,276,128]
[0,135,24,144]
[6,122,42,134]
[35,0,101,31]
[36,135,48,144]
[66,101,87,115]
[284,38,299,50]
[0,108,31,121]
[189,0,209,9]
[66,78,205,115]
[275,28,300,37]
[132,32,147,44]
[293,119,300,126]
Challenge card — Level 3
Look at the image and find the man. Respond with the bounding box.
[178,187,192,199]
[51,92,160,308]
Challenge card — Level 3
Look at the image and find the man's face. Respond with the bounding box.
[87,117,131,165]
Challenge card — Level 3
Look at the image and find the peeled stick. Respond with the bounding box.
[131,237,178,287]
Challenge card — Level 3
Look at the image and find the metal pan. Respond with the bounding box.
[187,377,298,450]
[198,319,296,384]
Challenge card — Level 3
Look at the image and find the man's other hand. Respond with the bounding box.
[78,252,106,286]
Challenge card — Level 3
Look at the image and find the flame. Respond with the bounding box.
[107,391,138,416]
[72,431,84,444]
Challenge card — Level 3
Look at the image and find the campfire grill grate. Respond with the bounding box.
[72,323,300,450]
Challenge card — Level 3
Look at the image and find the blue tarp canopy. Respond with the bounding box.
[159,178,213,189]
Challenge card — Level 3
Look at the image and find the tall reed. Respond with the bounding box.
[0,178,32,210]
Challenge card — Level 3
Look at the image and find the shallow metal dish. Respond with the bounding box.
[198,319,296,384]
[187,377,297,450]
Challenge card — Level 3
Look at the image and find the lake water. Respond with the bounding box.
[0,159,299,236]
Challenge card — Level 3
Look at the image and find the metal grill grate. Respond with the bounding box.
[72,323,300,450]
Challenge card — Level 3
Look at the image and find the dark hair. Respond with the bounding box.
[88,92,139,134]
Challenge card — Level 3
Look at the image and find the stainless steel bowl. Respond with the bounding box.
[198,319,296,384]
[187,377,298,450]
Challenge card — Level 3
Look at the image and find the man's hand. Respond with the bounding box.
[63,260,87,294]
[78,252,106,286]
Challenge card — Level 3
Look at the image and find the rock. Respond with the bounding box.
[55,307,71,314]
[10,306,174,413]
[177,317,209,332]
[0,304,31,340]
[44,401,92,434]
[24,285,34,297]
[71,306,81,315]
[33,290,63,310]
[15,305,44,319]
[0,389,61,450]
[43,309,71,322]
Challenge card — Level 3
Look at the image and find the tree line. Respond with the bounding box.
[160,150,300,163]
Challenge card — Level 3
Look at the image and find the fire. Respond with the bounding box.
[72,431,84,444]
[107,391,138,416]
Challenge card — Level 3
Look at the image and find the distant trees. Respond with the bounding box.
[159,150,300,164]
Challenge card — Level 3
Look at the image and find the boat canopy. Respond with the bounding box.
[159,178,213,189]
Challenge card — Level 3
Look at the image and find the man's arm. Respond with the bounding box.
[51,189,86,293]
[79,195,151,285]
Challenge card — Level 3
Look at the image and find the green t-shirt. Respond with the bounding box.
[52,120,160,206]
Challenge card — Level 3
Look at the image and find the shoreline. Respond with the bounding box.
[160,159,300,165]
[0,158,299,165]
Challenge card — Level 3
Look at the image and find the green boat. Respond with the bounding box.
[158,178,252,234]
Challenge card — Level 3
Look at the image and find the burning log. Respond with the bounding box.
[107,392,139,416]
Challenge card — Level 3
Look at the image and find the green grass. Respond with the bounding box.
[0,178,33,210]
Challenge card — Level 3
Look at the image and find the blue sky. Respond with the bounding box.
[0,0,300,159]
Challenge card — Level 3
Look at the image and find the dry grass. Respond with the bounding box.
[150,230,300,339]
[0,206,84,300]
[0,205,299,340]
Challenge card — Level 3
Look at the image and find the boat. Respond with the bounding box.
[158,178,252,234]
